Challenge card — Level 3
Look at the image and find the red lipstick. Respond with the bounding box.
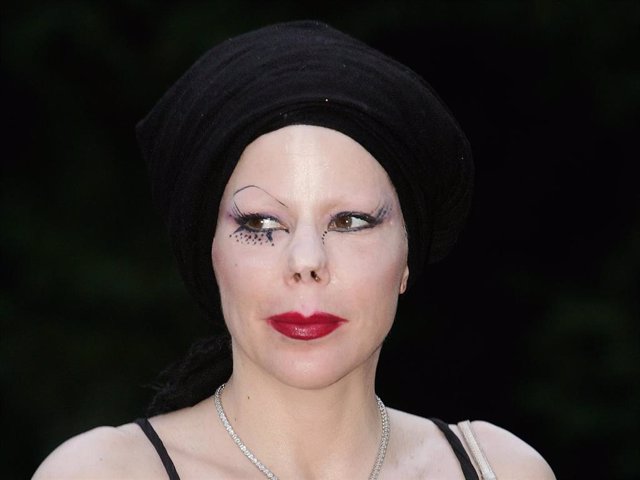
[267,312,347,340]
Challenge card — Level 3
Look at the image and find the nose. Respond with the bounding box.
[286,225,330,285]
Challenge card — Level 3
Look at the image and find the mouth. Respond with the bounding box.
[267,312,347,340]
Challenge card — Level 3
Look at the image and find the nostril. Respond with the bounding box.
[293,272,302,282]
[311,271,320,282]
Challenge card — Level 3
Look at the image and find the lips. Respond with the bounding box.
[267,312,347,340]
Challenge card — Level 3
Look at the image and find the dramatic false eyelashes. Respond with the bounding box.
[229,203,286,246]
[228,185,290,246]
[228,192,392,247]
[327,205,390,232]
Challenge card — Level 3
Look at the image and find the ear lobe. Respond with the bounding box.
[399,265,409,294]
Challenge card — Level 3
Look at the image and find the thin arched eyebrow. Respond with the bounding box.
[232,184,288,207]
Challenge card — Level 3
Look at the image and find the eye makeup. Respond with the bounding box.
[232,184,288,207]
[227,187,393,247]
[327,203,391,233]
[229,202,288,246]
[228,185,290,247]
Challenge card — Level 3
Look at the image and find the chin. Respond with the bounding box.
[270,359,350,390]
[256,340,383,391]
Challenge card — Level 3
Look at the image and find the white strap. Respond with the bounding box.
[457,420,497,480]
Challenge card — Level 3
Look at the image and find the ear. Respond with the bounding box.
[399,265,409,294]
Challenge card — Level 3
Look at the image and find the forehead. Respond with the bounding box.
[223,125,398,204]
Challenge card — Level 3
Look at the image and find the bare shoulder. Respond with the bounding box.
[385,409,465,477]
[462,420,556,480]
[32,422,164,480]
[386,410,555,479]
[386,407,441,445]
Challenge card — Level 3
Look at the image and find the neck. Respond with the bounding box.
[218,346,384,479]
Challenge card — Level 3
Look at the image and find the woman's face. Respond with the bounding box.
[212,125,409,389]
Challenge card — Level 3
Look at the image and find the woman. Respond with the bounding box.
[34,21,555,479]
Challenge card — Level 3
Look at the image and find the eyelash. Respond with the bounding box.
[229,206,386,245]
[327,211,382,232]
[230,210,288,246]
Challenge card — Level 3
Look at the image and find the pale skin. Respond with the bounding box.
[33,125,556,479]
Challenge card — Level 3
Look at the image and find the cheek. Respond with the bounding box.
[211,233,281,314]
[329,234,407,306]
[212,234,239,297]
[229,229,277,246]
[212,235,254,340]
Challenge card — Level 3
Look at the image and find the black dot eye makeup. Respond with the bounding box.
[228,185,290,247]
[228,185,392,247]
[229,206,288,247]
[230,228,278,246]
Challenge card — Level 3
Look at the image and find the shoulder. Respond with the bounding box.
[457,420,556,480]
[32,422,165,480]
[387,410,555,480]
[385,409,466,477]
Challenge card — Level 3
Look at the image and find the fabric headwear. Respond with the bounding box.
[137,20,473,318]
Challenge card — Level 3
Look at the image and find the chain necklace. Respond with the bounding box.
[214,383,390,480]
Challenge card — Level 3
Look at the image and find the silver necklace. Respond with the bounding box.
[214,383,390,480]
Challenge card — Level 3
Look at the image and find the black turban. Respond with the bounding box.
[137,20,473,319]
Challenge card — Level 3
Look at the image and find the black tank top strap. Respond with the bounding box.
[134,416,474,480]
[134,418,181,480]
[430,418,479,480]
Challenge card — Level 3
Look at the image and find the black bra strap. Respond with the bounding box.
[134,418,181,480]
[431,418,480,480]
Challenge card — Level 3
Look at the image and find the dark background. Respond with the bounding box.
[2,1,638,479]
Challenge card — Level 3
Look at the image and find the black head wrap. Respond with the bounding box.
[137,20,473,319]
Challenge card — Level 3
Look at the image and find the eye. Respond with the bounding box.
[230,213,289,246]
[328,212,378,232]
[238,214,287,232]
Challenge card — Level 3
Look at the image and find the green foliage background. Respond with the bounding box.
[2,1,638,478]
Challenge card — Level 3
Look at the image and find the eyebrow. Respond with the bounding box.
[232,184,288,207]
